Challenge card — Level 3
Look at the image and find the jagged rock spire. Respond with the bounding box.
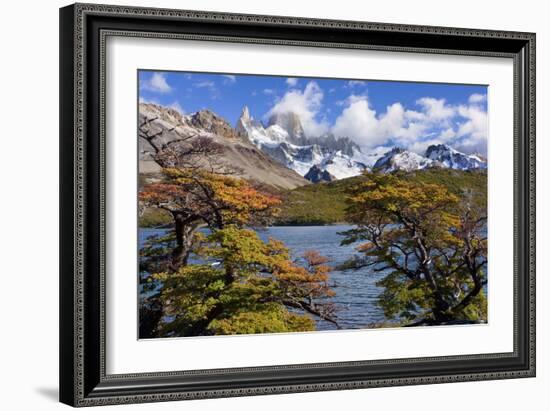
[267,111,306,143]
[240,105,251,121]
[236,105,254,138]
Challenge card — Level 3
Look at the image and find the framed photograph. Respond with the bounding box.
[59,3,535,407]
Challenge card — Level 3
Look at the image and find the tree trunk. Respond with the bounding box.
[420,263,450,323]
[171,214,202,271]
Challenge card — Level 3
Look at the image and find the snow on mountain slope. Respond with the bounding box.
[236,106,367,181]
[236,107,487,180]
[425,144,487,170]
[140,104,487,189]
[351,146,391,169]
[373,144,487,173]
[373,147,434,172]
[319,151,367,179]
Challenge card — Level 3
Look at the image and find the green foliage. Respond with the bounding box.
[209,305,315,335]
[275,169,487,226]
[150,226,332,337]
[139,167,338,337]
[152,265,226,336]
[275,179,350,225]
[139,231,176,274]
[140,165,488,337]
[340,170,488,325]
[405,168,487,197]
[376,272,433,322]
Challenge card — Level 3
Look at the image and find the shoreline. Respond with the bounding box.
[140,222,353,230]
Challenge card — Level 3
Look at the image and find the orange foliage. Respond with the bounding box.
[139,168,281,228]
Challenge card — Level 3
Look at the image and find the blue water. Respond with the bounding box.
[139,225,388,331]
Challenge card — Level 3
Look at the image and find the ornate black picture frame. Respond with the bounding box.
[59,3,535,407]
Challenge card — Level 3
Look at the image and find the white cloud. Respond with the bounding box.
[139,96,158,105]
[263,88,276,95]
[140,73,172,94]
[468,93,487,104]
[331,97,379,144]
[265,81,329,137]
[346,80,367,88]
[404,109,425,121]
[439,127,457,141]
[286,77,298,87]
[195,80,216,90]
[454,104,488,154]
[222,75,236,84]
[194,80,220,99]
[331,94,487,155]
[407,128,457,154]
[415,97,456,123]
[168,101,185,114]
[333,97,425,148]
[457,105,488,138]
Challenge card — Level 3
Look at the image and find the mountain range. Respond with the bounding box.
[235,106,486,179]
[139,103,487,189]
[138,103,308,189]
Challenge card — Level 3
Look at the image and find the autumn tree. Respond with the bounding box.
[139,168,337,337]
[150,227,336,336]
[139,168,281,270]
[340,172,487,325]
[138,108,337,337]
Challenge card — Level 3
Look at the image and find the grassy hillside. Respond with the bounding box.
[139,207,173,228]
[139,168,487,227]
[275,169,487,226]
[274,177,353,225]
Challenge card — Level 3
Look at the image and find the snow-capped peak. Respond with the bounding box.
[236,106,291,148]
[267,111,306,143]
[373,147,434,173]
[372,144,487,173]
[240,105,251,121]
[235,105,253,136]
[235,106,486,182]
[317,150,367,180]
[425,144,486,170]
[235,106,367,181]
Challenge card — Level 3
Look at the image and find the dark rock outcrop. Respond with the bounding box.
[304,165,335,183]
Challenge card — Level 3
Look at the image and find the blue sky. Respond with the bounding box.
[139,70,488,155]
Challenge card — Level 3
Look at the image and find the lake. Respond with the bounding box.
[139,225,390,331]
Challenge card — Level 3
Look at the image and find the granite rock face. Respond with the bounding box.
[139,103,309,190]
[236,106,369,180]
